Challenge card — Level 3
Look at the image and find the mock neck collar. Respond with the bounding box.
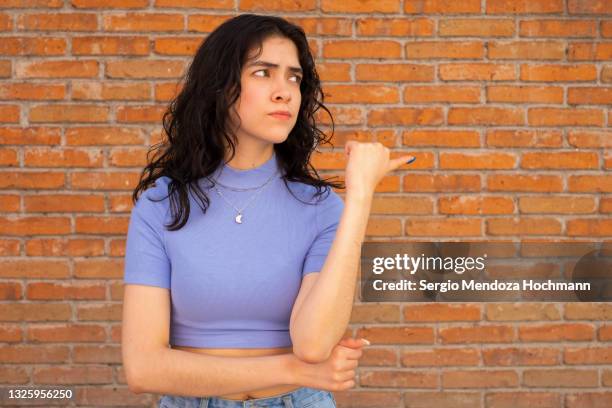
[207,151,280,189]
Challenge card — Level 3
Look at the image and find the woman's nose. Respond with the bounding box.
[272,78,291,101]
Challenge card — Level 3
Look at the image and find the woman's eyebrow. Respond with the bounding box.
[247,60,303,75]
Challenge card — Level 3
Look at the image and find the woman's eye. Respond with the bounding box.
[254,70,301,83]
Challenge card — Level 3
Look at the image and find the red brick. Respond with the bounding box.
[403,130,480,147]
[528,108,603,126]
[522,64,597,81]
[17,13,97,31]
[15,60,98,78]
[323,85,399,104]
[443,370,518,388]
[439,325,514,343]
[365,218,402,237]
[403,85,480,103]
[65,126,145,145]
[521,151,599,169]
[439,19,514,36]
[568,175,612,193]
[102,13,183,31]
[186,14,234,33]
[33,365,113,384]
[603,21,612,37]
[568,87,612,104]
[0,36,68,56]
[519,323,595,341]
[486,392,560,408]
[406,41,483,59]
[566,393,612,408]
[320,0,394,13]
[448,107,524,126]
[355,327,434,344]
[566,304,612,320]
[360,370,437,388]
[350,304,400,323]
[356,17,433,36]
[403,392,481,408]
[72,0,149,7]
[519,196,596,214]
[439,196,514,215]
[405,218,482,237]
[312,62,351,82]
[29,104,108,123]
[324,40,401,59]
[24,194,105,212]
[72,36,149,55]
[404,304,481,321]
[156,0,231,8]
[288,17,353,37]
[440,152,517,169]
[487,85,563,103]
[520,20,597,37]
[567,219,612,236]
[405,0,481,14]
[440,63,515,81]
[404,174,481,192]
[483,347,559,366]
[1,303,71,321]
[603,66,612,83]
[486,217,562,235]
[370,196,433,215]
[356,64,434,82]
[0,345,69,363]
[568,43,612,61]
[401,348,480,367]
[154,36,204,56]
[488,41,565,59]
[524,369,598,387]
[0,216,72,235]
[486,130,562,147]
[564,346,612,364]
[568,0,612,14]
[368,107,443,126]
[487,0,564,14]
[601,198,612,214]
[106,60,184,79]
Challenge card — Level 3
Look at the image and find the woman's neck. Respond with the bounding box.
[224,146,275,171]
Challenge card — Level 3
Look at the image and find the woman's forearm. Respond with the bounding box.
[290,191,373,361]
[130,348,299,396]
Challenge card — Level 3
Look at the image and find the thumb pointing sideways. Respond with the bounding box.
[339,337,371,348]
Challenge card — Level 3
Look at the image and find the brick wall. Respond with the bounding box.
[0,1,610,407]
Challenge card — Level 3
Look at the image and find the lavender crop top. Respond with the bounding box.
[123,151,344,348]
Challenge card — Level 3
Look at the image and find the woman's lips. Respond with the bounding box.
[269,113,291,120]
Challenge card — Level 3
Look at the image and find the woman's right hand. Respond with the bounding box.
[292,337,368,392]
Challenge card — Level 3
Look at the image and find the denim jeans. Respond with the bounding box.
[158,387,336,408]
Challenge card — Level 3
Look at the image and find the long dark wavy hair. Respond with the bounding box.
[132,14,343,231]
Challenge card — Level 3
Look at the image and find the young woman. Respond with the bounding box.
[121,14,415,408]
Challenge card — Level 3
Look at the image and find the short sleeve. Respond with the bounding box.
[123,181,171,289]
[302,188,344,276]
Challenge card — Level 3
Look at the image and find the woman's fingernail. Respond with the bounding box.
[362,338,371,346]
[406,156,416,164]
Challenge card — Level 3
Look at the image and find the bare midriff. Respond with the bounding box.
[171,345,301,400]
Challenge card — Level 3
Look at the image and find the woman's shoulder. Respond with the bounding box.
[132,176,172,218]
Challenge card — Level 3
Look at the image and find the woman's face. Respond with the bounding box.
[227,35,303,148]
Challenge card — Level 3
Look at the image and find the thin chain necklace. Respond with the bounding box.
[212,170,278,224]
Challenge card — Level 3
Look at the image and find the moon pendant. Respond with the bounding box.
[235,213,243,224]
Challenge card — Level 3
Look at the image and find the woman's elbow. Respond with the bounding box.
[123,354,149,394]
[292,343,332,364]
